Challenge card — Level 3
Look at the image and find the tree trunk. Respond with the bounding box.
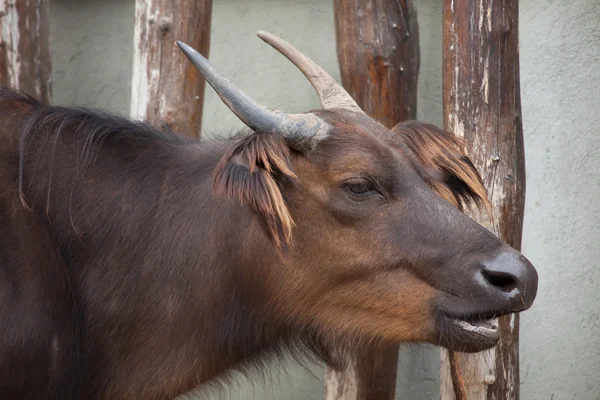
[440,1,525,399]
[327,1,419,398]
[131,0,212,137]
[0,0,51,103]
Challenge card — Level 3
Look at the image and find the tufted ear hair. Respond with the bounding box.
[213,133,297,253]
[392,120,491,212]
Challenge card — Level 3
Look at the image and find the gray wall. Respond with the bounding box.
[48,0,600,399]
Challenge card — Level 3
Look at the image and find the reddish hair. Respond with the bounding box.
[395,121,491,212]
[213,133,297,252]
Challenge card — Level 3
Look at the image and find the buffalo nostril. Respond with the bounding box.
[481,269,518,292]
[477,248,538,311]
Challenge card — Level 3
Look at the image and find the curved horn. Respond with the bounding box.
[177,41,328,149]
[257,31,364,114]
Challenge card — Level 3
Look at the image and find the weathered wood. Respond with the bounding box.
[325,350,401,400]
[333,0,419,128]
[131,0,212,137]
[440,1,525,399]
[325,361,359,400]
[0,0,51,103]
[448,350,467,400]
[327,1,419,399]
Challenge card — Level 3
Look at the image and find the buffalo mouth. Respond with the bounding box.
[435,310,503,353]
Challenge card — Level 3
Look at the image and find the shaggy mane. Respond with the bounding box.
[13,92,188,209]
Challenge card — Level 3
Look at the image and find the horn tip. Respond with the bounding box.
[256,30,274,40]
[176,40,195,55]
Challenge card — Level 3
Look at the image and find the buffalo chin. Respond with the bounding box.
[435,312,501,353]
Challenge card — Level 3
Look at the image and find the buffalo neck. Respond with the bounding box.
[15,113,289,396]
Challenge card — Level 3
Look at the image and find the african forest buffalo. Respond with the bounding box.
[0,31,538,399]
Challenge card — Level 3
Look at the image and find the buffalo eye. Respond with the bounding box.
[342,178,378,200]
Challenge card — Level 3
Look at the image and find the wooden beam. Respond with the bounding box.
[131,0,212,137]
[0,0,51,103]
[327,1,419,398]
[441,1,525,398]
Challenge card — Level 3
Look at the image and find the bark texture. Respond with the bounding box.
[325,351,401,400]
[131,0,212,137]
[0,0,51,103]
[441,1,525,399]
[327,1,419,398]
[333,0,419,128]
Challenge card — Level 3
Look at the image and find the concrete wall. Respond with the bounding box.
[48,0,600,399]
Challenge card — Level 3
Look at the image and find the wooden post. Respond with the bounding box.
[131,0,212,137]
[0,0,51,103]
[333,0,419,128]
[327,1,419,399]
[441,1,525,399]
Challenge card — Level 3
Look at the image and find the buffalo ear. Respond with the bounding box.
[213,133,297,253]
[392,120,491,212]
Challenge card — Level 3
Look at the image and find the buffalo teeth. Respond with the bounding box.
[453,318,498,335]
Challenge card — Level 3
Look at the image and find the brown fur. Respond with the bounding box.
[213,133,297,252]
[0,88,536,400]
